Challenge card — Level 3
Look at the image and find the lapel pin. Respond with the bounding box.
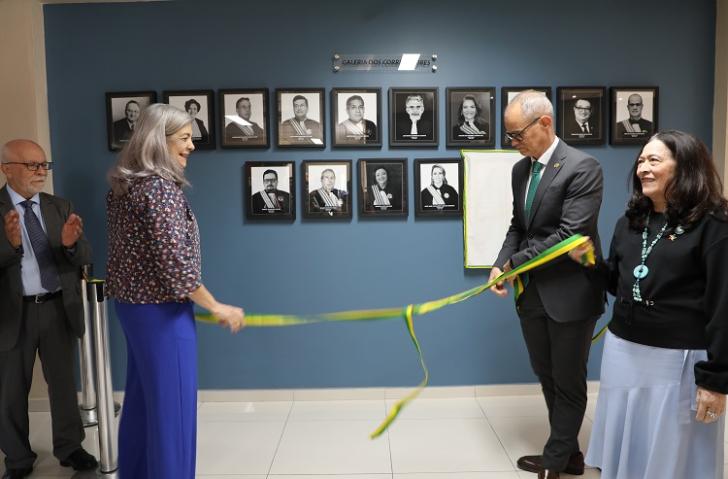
[553,163,560,168]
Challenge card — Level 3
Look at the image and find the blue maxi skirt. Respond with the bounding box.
[586,331,724,479]
[115,301,198,479]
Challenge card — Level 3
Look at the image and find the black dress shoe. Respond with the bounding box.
[1,467,33,479]
[517,451,584,475]
[60,448,98,471]
[538,470,560,479]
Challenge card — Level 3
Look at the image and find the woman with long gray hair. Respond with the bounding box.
[106,103,245,479]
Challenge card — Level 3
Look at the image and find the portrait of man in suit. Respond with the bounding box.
[334,94,378,146]
[488,90,605,478]
[224,96,266,146]
[277,92,324,147]
[390,89,437,146]
[249,168,291,216]
[111,100,140,149]
[615,93,654,139]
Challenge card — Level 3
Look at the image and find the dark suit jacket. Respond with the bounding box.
[251,190,291,214]
[563,116,596,138]
[279,118,323,145]
[112,118,134,148]
[0,186,92,351]
[615,118,653,138]
[494,140,605,322]
[335,119,378,145]
[395,114,433,141]
[193,118,209,143]
[224,120,265,145]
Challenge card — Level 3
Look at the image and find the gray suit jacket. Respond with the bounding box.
[0,186,91,351]
[494,139,606,322]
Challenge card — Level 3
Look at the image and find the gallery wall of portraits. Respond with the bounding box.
[106,85,658,222]
[45,0,714,389]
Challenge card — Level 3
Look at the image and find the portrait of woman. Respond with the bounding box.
[447,88,495,147]
[185,98,209,144]
[452,95,489,141]
[420,164,458,210]
[358,159,408,217]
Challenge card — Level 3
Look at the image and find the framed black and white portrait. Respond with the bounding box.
[302,160,352,219]
[389,88,438,147]
[500,87,552,149]
[244,161,295,221]
[276,88,325,148]
[358,159,408,217]
[163,90,215,150]
[331,88,381,148]
[610,87,659,145]
[414,158,463,217]
[446,88,495,148]
[106,91,156,151]
[556,87,606,146]
[220,89,269,149]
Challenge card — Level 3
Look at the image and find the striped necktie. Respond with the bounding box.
[524,162,543,220]
[21,200,60,292]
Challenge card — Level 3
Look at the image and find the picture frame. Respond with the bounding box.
[331,88,382,148]
[163,90,215,150]
[610,87,659,145]
[500,87,552,149]
[358,158,408,217]
[446,88,496,148]
[302,160,353,219]
[276,88,325,148]
[106,91,156,151]
[244,161,296,221]
[219,88,270,149]
[389,87,438,148]
[414,158,463,217]
[556,86,606,146]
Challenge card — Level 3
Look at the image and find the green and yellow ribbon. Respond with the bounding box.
[196,234,595,438]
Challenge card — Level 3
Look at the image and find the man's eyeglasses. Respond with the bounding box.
[505,116,541,142]
[574,106,592,111]
[628,103,642,107]
[2,162,53,171]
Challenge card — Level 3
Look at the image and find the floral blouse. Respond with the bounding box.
[106,175,201,303]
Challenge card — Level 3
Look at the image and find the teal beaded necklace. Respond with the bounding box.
[632,213,668,304]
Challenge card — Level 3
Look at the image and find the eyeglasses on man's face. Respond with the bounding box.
[2,161,53,171]
[505,116,541,142]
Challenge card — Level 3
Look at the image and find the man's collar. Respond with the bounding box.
[533,137,560,165]
[6,185,40,206]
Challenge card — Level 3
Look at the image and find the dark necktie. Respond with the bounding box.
[524,162,543,220]
[21,200,60,292]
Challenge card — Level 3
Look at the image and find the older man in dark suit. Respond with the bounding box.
[488,91,605,479]
[0,140,97,478]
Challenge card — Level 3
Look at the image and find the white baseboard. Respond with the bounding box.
[27,382,600,411]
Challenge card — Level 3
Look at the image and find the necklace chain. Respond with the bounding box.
[632,214,668,304]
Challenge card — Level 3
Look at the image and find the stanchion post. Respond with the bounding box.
[90,281,119,476]
[78,264,98,427]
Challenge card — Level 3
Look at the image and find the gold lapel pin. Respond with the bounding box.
[553,163,560,168]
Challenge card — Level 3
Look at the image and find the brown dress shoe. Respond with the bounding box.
[516,451,584,475]
[538,470,560,479]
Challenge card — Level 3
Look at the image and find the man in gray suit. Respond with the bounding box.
[0,140,97,478]
[488,91,605,479]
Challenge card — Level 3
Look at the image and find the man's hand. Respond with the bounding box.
[61,213,83,248]
[4,210,22,249]
[488,266,508,297]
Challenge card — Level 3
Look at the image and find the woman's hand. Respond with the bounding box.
[567,237,594,267]
[695,386,726,423]
[211,303,246,333]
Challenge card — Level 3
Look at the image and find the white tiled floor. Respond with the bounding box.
[3,392,727,478]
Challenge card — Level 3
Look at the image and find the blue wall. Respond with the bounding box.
[43,0,716,389]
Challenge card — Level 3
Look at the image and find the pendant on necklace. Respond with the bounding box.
[633,264,649,279]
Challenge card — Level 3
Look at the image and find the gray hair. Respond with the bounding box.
[507,90,553,120]
[108,103,192,195]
